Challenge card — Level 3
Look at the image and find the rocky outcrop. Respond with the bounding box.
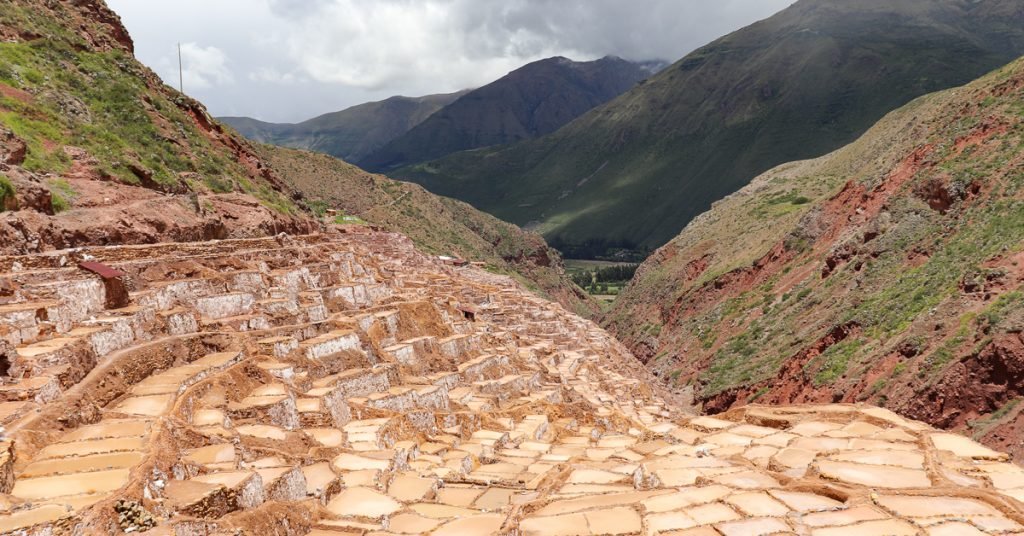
[69,0,135,52]
[0,186,319,255]
[0,128,27,168]
[0,0,133,52]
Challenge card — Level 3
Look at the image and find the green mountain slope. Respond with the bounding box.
[359,56,662,172]
[607,55,1024,457]
[260,145,597,317]
[393,0,1024,258]
[219,91,467,163]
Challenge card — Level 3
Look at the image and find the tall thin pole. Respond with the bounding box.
[178,42,184,94]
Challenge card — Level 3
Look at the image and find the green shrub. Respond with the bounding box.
[0,174,14,210]
[48,178,74,213]
[307,199,330,218]
[978,291,1023,329]
[51,190,69,212]
[205,175,234,194]
[812,338,864,385]
[748,387,770,403]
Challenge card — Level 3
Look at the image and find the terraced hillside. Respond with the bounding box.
[0,0,590,315]
[393,0,1024,257]
[3,229,1024,534]
[608,55,1024,458]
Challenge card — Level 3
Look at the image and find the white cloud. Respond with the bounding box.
[263,1,558,91]
[179,43,234,89]
[150,42,234,92]
[248,67,301,85]
[260,0,794,92]
[109,0,795,121]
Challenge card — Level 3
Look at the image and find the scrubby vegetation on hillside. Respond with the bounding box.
[258,145,597,317]
[607,56,1024,457]
[0,5,293,210]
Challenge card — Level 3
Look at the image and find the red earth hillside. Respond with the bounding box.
[608,55,1024,460]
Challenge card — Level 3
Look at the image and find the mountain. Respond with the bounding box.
[391,0,1024,258]
[219,91,467,163]
[0,0,592,315]
[259,145,596,316]
[606,55,1024,457]
[223,54,661,171]
[358,56,664,172]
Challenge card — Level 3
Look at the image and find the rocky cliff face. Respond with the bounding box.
[0,0,134,53]
[608,56,1024,458]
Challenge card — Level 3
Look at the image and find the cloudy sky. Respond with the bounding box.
[108,0,794,123]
